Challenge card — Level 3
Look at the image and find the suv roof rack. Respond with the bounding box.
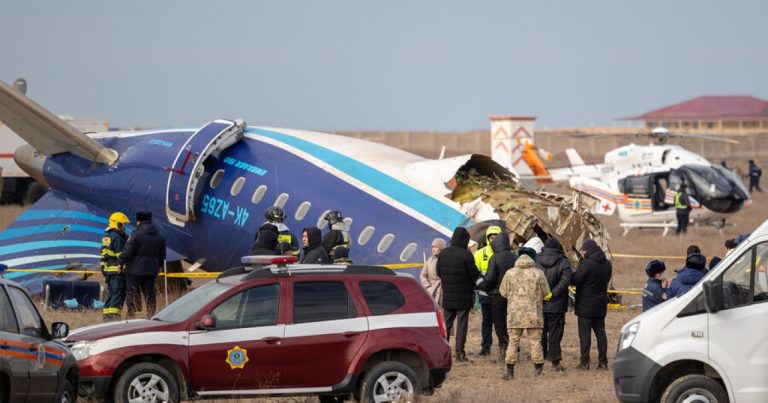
[237,264,396,282]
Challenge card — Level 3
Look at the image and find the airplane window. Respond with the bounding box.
[274,193,289,208]
[358,226,375,245]
[377,234,395,253]
[251,185,267,205]
[316,209,331,229]
[230,177,246,196]
[295,202,311,221]
[210,169,225,189]
[399,243,418,262]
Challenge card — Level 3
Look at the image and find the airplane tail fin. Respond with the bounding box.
[565,148,585,167]
[0,190,107,294]
[0,80,118,164]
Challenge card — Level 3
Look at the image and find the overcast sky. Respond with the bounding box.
[1,1,766,131]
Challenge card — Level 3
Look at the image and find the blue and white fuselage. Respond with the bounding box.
[1,121,513,292]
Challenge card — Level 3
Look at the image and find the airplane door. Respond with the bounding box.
[708,243,768,402]
[166,119,245,227]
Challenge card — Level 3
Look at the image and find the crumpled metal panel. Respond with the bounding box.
[454,172,611,267]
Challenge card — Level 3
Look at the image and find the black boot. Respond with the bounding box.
[534,363,544,377]
[552,360,565,372]
[455,351,469,362]
[502,364,514,380]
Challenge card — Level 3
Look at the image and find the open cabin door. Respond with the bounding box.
[165,119,245,227]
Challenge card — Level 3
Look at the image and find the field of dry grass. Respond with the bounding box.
[3,189,768,402]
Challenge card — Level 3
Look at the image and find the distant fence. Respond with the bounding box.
[337,129,768,166]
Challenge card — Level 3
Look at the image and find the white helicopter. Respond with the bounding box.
[544,127,751,234]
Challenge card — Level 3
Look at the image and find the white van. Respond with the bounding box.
[614,219,768,403]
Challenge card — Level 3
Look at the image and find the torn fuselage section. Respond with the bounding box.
[448,158,610,266]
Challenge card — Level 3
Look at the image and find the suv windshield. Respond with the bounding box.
[152,282,232,322]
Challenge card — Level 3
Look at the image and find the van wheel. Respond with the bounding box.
[661,374,728,403]
[114,363,179,403]
[56,378,75,403]
[360,361,419,403]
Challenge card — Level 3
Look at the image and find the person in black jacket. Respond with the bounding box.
[119,211,166,319]
[250,224,279,255]
[572,239,612,370]
[437,227,481,362]
[301,227,329,264]
[480,232,517,359]
[536,237,572,371]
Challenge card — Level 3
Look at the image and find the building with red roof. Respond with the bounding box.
[624,96,768,133]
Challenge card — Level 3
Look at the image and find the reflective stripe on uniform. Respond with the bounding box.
[674,192,686,209]
[102,307,122,314]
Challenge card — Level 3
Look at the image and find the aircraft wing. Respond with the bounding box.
[0,80,117,164]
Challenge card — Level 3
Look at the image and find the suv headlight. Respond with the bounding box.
[70,341,97,361]
[618,322,640,351]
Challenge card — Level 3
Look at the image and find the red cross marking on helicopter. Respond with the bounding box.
[602,203,611,212]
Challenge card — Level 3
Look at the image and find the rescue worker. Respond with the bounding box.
[321,210,350,260]
[120,211,166,319]
[332,246,353,264]
[437,227,481,363]
[473,225,502,356]
[674,183,692,235]
[499,254,551,379]
[264,207,299,256]
[479,232,516,361]
[250,224,279,255]
[301,227,329,263]
[748,160,762,193]
[101,212,129,321]
[642,260,668,312]
[537,237,572,371]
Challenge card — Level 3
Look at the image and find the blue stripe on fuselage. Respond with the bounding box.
[248,128,469,230]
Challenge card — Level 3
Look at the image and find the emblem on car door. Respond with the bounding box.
[226,345,249,369]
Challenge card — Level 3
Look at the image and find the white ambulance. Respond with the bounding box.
[614,219,768,403]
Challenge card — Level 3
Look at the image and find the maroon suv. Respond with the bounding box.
[66,259,451,402]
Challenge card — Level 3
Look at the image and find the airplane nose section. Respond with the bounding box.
[14,144,50,187]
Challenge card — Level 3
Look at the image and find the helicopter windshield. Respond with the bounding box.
[674,164,749,213]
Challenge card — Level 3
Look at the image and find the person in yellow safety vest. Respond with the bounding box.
[473,225,503,355]
[674,183,692,235]
[264,207,299,256]
[102,212,129,321]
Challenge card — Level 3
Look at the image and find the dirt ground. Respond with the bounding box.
[5,189,768,402]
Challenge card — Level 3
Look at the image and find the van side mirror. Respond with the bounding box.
[51,322,69,339]
[702,281,722,313]
[195,314,216,330]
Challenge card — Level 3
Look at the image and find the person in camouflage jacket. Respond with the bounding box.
[499,254,551,380]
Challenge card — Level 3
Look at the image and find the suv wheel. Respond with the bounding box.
[660,374,728,403]
[114,363,179,403]
[360,361,419,403]
[56,379,75,403]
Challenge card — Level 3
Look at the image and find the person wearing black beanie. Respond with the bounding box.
[642,260,668,311]
[669,253,707,298]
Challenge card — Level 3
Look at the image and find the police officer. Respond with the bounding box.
[101,212,129,321]
[472,225,502,356]
[264,207,299,256]
[321,210,350,260]
[642,260,668,311]
[674,183,691,235]
[749,160,762,193]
